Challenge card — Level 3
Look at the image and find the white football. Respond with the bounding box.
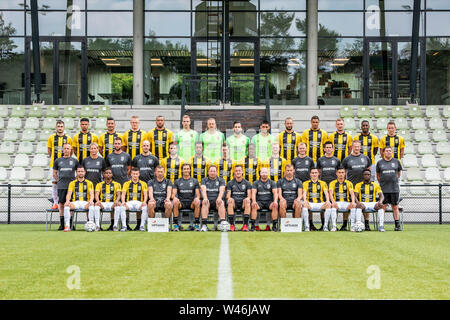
[354,221,365,232]
[84,221,96,232]
[219,221,230,232]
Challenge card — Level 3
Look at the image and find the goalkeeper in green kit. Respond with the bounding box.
[176,114,198,161]
[251,120,275,162]
[226,121,250,162]
[200,118,225,163]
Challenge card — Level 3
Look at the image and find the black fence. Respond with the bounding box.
[0,184,449,225]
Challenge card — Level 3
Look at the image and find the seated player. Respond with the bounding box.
[226,165,252,232]
[94,167,124,231]
[329,167,356,232]
[354,169,385,232]
[148,165,173,221]
[121,167,149,232]
[201,165,226,232]
[277,164,303,219]
[172,164,201,231]
[63,166,95,232]
[301,168,331,232]
[250,167,279,232]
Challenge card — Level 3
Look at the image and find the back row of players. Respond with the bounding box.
[50,114,404,232]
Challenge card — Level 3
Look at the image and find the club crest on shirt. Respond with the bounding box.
[305,160,309,165]
[96,161,100,166]
[391,163,395,168]
[162,183,166,189]
[216,181,219,186]
[189,182,193,187]
[331,160,335,165]
[361,158,365,163]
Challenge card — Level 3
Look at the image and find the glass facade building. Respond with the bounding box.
[0,0,449,106]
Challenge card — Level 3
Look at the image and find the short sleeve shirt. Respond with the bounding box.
[252,179,277,203]
[291,156,315,182]
[376,158,403,193]
[174,177,200,202]
[201,177,226,201]
[277,177,302,202]
[342,154,372,187]
[53,157,79,189]
[148,178,172,201]
[226,179,252,203]
[106,152,131,185]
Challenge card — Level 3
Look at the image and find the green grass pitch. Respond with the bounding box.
[0,224,448,299]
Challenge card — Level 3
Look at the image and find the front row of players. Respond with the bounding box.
[60,159,391,233]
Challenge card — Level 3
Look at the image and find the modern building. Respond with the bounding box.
[0,0,449,107]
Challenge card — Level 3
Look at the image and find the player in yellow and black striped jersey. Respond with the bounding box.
[278,117,302,163]
[379,121,405,160]
[301,116,328,163]
[189,141,211,184]
[328,167,356,231]
[121,168,149,231]
[214,144,235,184]
[161,143,184,184]
[238,143,262,184]
[122,116,148,160]
[301,167,331,231]
[72,118,98,163]
[261,142,287,182]
[354,120,379,181]
[98,118,123,158]
[327,118,353,162]
[147,116,175,161]
[94,167,122,231]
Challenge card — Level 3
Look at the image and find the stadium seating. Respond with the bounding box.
[0,167,7,182]
[404,143,415,155]
[432,129,447,142]
[391,105,406,118]
[0,105,8,117]
[39,129,52,141]
[444,168,450,180]
[339,106,354,118]
[440,155,450,168]
[417,142,433,155]
[3,129,18,142]
[411,117,427,130]
[94,117,107,130]
[421,154,438,168]
[0,141,15,154]
[0,154,11,167]
[28,105,43,118]
[35,142,48,154]
[13,154,30,167]
[374,106,387,118]
[11,105,25,118]
[429,117,444,130]
[42,117,56,129]
[436,142,450,155]
[425,106,440,118]
[357,105,371,119]
[343,117,356,130]
[80,105,94,118]
[62,117,75,130]
[10,167,26,182]
[0,118,4,129]
[24,117,40,130]
[398,129,411,142]
[22,129,37,142]
[443,106,450,119]
[17,141,34,154]
[32,154,48,167]
[408,105,422,118]
[97,105,111,118]
[376,117,389,131]
[63,106,78,118]
[7,117,22,129]
[395,117,409,130]
[414,129,429,142]
[402,154,419,168]
[46,105,60,118]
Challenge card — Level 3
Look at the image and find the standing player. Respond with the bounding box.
[98,117,123,159]
[189,141,211,184]
[379,121,405,160]
[63,166,95,232]
[172,164,201,231]
[262,142,287,183]
[250,167,279,231]
[301,116,328,164]
[122,115,147,160]
[327,118,353,162]
[317,141,341,185]
[354,169,385,232]
[226,121,250,162]
[82,143,106,187]
[131,140,159,183]
[200,165,226,232]
[342,140,372,188]
[251,120,275,162]
[291,142,315,183]
[301,168,331,231]
[161,142,184,184]
[329,167,356,232]
[106,137,132,187]
[147,115,175,161]
[121,168,149,231]
[72,118,98,164]
[226,165,252,231]
[376,146,403,231]
[48,120,73,209]
[94,167,124,232]
[147,165,173,221]
[200,118,225,163]
[277,164,303,219]
[239,143,262,184]
[176,114,199,161]
[214,144,235,184]
[278,117,301,163]
[354,120,379,181]
[53,143,78,230]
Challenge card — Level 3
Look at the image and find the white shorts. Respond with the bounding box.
[100,202,114,211]
[335,201,351,211]
[73,201,88,210]
[309,202,325,211]
[126,200,146,211]
[362,202,378,212]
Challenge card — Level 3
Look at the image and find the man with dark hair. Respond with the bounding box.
[327,118,353,162]
[291,142,315,183]
[226,165,252,231]
[226,121,250,162]
[239,143,262,184]
[176,114,199,161]
[161,142,184,184]
[301,116,328,164]
[317,141,341,185]
[201,165,226,232]
[98,117,123,158]
[278,117,301,163]
[189,141,211,184]
[147,115,175,161]
[214,144,235,184]
[106,137,132,186]
[329,167,356,232]
[94,167,123,231]
[121,167,149,231]
[122,115,147,160]
[148,165,173,222]
[251,120,275,162]
[379,121,405,160]
[72,118,98,163]
[354,120,379,181]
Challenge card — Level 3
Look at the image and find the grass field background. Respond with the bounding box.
[0,224,448,299]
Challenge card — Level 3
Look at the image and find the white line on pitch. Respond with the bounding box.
[216,232,233,299]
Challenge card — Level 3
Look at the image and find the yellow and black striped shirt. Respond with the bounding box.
[47,133,72,168]
[68,179,94,202]
[214,158,235,184]
[147,128,175,161]
[301,129,328,163]
[379,135,405,160]
[238,157,261,184]
[98,132,123,158]
[261,157,287,183]
[122,129,147,160]
[354,181,382,203]
[328,131,353,161]
[189,155,211,184]
[303,180,328,203]
[161,156,184,183]
[122,180,148,202]
[95,180,121,202]
[278,130,301,163]
[354,133,379,164]
[329,179,354,202]
[72,131,98,163]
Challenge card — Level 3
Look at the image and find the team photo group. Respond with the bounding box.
[49,113,404,233]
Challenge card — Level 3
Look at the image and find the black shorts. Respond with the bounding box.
[57,189,68,204]
[285,199,295,209]
[383,192,400,205]
[155,199,165,212]
[181,200,193,210]
[257,200,272,210]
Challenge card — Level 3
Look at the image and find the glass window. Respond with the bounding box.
[260,0,306,10]
[0,38,25,104]
[26,11,85,36]
[365,11,425,36]
[146,12,190,36]
[260,12,306,37]
[0,0,26,9]
[0,11,24,36]
[230,11,258,37]
[318,0,363,10]
[366,0,424,10]
[87,0,133,10]
[36,0,85,10]
[427,12,450,36]
[88,12,132,36]
[260,38,307,105]
[426,0,450,10]
[317,38,364,106]
[318,12,363,36]
[146,0,190,10]
[426,38,450,105]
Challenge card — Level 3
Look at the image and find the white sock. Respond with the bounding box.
[94,206,100,227]
[324,209,331,229]
[64,207,70,228]
[350,208,356,225]
[114,207,120,228]
[120,207,127,228]
[356,208,362,223]
[52,184,58,205]
[302,208,309,229]
[378,209,385,227]
[331,208,337,228]
[140,207,148,228]
[88,206,95,222]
